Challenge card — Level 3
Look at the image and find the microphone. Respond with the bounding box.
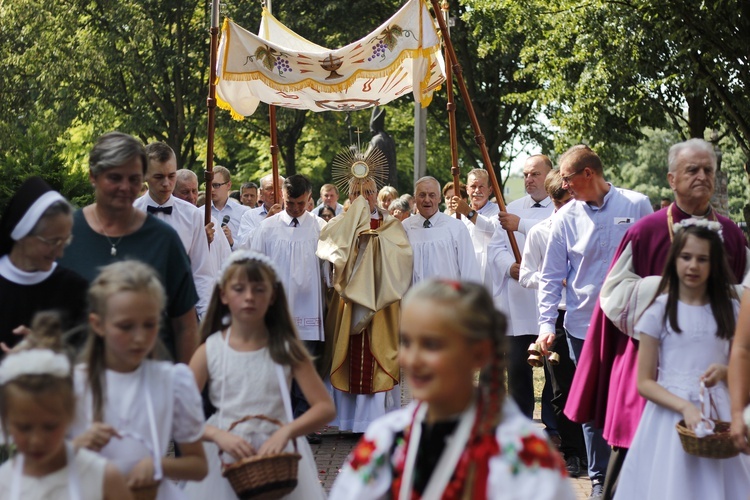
[221,215,230,228]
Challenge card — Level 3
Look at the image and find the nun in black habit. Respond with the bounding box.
[0,177,87,353]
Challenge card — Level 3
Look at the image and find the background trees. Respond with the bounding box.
[1,0,747,218]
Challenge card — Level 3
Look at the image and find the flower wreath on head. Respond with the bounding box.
[0,349,70,384]
[673,217,724,241]
[218,250,282,284]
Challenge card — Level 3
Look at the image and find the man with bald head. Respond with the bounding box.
[402,176,480,284]
[486,155,555,445]
[565,138,748,498]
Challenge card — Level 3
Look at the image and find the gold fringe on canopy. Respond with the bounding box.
[215,0,445,118]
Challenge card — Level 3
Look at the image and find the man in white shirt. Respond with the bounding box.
[134,143,214,318]
[536,145,652,498]
[402,176,481,284]
[173,169,231,282]
[487,155,554,431]
[210,165,248,249]
[449,168,499,283]
[240,181,259,207]
[518,169,585,478]
[237,173,284,248]
[313,183,344,216]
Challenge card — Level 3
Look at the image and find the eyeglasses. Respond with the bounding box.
[34,234,73,248]
[211,181,230,189]
[561,168,586,184]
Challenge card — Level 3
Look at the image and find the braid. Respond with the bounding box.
[402,279,508,437]
[478,309,507,436]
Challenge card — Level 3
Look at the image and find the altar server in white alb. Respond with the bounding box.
[449,168,500,285]
[251,174,326,348]
[487,155,554,420]
[237,173,284,249]
[402,176,481,285]
[134,142,214,318]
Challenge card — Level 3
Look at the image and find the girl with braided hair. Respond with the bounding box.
[330,279,573,499]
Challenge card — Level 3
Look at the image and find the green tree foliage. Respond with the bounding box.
[67,0,210,169]
[429,0,553,186]
[608,128,678,205]
[3,0,747,213]
[497,0,749,162]
[0,1,91,210]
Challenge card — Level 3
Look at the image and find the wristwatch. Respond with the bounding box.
[467,209,477,219]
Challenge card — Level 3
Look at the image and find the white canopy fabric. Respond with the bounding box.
[216,0,446,118]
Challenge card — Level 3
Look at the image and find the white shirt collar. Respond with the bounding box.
[528,196,552,208]
[416,212,438,225]
[144,193,175,208]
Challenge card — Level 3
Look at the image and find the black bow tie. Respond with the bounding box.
[147,205,173,215]
[532,202,543,208]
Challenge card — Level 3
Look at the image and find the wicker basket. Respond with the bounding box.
[221,415,301,500]
[129,484,160,500]
[675,385,738,459]
[119,431,162,499]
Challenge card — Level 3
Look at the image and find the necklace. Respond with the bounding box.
[91,205,134,256]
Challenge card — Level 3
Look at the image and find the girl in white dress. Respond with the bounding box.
[185,250,334,499]
[70,261,208,499]
[0,313,130,500]
[615,220,750,499]
[330,280,574,500]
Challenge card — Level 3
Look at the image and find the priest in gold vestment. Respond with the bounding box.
[317,179,412,431]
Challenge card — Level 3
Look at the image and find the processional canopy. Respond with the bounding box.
[216,0,446,117]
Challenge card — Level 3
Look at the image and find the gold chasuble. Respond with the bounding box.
[317,197,413,394]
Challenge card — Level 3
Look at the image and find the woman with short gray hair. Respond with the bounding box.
[59,131,200,363]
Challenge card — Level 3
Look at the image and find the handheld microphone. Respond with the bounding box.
[221,215,230,228]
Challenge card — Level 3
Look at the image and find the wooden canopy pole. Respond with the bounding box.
[430,0,521,262]
[442,1,461,220]
[204,0,220,228]
[269,106,280,204]
[266,0,281,205]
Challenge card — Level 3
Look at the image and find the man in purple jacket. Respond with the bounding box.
[565,138,748,499]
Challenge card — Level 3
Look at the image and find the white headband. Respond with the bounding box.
[10,191,66,241]
[673,218,724,241]
[219,250,281,284]
[0,349,71,384]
